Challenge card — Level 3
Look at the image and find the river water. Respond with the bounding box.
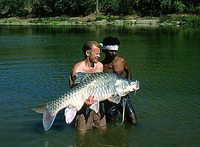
[0,25,199,147]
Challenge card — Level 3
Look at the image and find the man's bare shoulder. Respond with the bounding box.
[72,61,103,74]
[74,61,84,68]
[95,62,103,72]
[97,61,103,67]
[115,56,127,64]
[71,61,85,75]
[117,56,126,61]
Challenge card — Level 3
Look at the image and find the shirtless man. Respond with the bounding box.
[69,41,106,133]
[101,36,138,125]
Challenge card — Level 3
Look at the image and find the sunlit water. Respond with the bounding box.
[0,25,199,147]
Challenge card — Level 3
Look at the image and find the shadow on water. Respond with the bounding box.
[51,109,76,131]
[30,109,75,134]
[73,112,136,146]
[75,121,135,147]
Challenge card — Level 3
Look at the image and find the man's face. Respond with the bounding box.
[107,50,118,59]
[89,45,100,63]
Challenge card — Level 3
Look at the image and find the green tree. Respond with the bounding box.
[70,0,96,16]
[119,0,135,15]
[174,1,186,14]
[0,0,27,17]
[31,0,96,17]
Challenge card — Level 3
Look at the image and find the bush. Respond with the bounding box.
[106,16,119,22]
[160,0,174,15]
[16,9,29,17]
[195,6,200,14]
[135,1,161,17]
[174,1,186,14]
[95,17,104,21]
[102,0,120,15]
[159,15,200,26]
[0,0,25,17]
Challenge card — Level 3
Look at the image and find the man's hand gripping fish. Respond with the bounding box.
[33,72,140,131]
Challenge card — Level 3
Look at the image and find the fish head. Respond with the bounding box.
[128,79,140,91]
[115,78,140,96]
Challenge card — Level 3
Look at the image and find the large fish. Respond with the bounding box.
[33,72,140,131]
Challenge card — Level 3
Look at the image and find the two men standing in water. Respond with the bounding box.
[69,37,138,133]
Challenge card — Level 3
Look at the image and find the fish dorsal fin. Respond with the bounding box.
[64,107,77,124]
[108,94,121,104]
[74,72,91,85]
[89,101,99,113]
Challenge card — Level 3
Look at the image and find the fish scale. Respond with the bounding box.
[33,72,139,131]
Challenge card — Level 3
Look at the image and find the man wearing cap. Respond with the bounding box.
[101,36,138,125]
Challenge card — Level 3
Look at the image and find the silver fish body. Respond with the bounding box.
[33,72,139,131]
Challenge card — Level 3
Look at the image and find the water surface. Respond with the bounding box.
[0,25,199,147]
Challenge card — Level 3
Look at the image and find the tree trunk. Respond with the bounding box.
[96,0,99,13]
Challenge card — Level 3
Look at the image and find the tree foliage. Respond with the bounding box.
[0,0,199,18]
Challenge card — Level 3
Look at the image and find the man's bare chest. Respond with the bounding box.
[104,62,124,73]
[81,66,101,73]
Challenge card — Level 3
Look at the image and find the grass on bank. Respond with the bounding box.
[0,15,199,26]
[28,17,79,24]
[0,16,136,25]
[1,19,22,24]
[159,15,200,26]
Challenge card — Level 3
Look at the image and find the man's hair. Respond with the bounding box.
[102,36,120,46]
[83,41,99,58]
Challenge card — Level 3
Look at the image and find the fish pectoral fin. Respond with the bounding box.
[89,102,99,113]
[108,94,121,104]
[64,107,77,124]
[74,72,90,85]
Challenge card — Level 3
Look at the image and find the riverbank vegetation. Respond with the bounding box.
[0,0,200,26]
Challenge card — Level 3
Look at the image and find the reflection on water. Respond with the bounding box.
[75,123,132,147]
[0,25,199,147]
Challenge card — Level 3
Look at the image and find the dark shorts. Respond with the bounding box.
[104,95,137,125]
[75,107,106,131]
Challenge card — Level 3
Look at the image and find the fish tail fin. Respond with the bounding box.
[42,109,56,131]
[32,103,56,131]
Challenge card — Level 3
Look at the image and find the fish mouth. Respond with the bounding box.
[132,80,140,96]
[134,80,140,91]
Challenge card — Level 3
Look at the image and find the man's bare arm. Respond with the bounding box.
[124,59,132,79]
